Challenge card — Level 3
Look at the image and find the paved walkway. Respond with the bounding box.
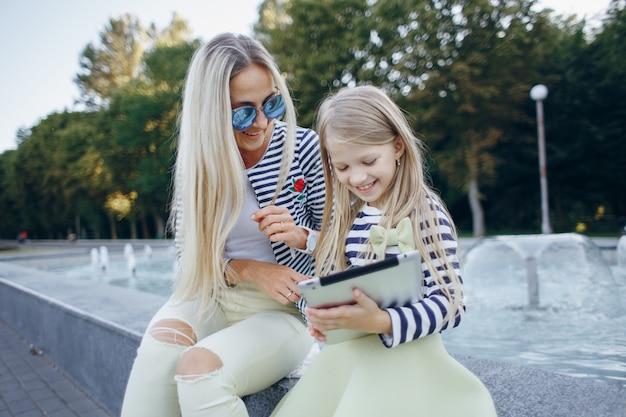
[0,317,113,417]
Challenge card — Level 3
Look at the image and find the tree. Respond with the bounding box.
[75,14,150,108]
[153,12,194,47]
[0,150,19,237]
[143,40,200,91]
[256,0,371,127]
[75,13,194,109]
[369,0,561,235]
[540,0,626,232]
[4,112,110,238]
[585,0,626,222]
[57,112,114,239]
[104,41,199,238]
[256,0,561,235]
[3,5,623,239]
[67,15,197,238]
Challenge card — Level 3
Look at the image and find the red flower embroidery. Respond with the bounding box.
[293,178,306,193]
[289,177,307,202]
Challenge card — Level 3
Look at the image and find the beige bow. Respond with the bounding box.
[369,217,416,258]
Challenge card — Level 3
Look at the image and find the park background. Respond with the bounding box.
[0,0,624,240]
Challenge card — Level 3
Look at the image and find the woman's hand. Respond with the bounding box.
[228,259,306,304]
[306,288,392,343]
[251,205,308,250]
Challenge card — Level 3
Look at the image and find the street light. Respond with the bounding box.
[530,84,552,234]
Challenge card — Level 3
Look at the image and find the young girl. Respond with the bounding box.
[271,85,497,416]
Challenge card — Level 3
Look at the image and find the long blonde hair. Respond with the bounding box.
[315,85,463,322]
[169,33,296,314]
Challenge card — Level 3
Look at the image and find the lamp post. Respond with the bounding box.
[530,84,552,234]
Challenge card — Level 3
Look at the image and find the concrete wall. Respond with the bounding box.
[0,278,140,416]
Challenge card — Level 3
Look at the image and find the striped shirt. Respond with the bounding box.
[174,122,325,315]
[347,203,464,348]
[246,122,325,274]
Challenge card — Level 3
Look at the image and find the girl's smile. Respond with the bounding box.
[356,182,376,192]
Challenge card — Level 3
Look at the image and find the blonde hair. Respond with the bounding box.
[170,33,296,315]
[315,85,463,322]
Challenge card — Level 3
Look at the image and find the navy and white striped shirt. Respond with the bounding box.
[347,203,464,348]
[246,122,325,278]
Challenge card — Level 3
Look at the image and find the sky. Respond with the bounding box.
[0,0,612,154]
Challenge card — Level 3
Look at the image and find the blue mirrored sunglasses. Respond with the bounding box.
[232,94,286,131]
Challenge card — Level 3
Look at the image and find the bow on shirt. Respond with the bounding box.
[369,217,416,258]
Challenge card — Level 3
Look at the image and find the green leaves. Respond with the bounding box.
[1,3,625,238]
[0,15,198,239]
[255,0,626,235]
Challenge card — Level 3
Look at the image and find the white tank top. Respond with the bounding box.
[224,178,277,264]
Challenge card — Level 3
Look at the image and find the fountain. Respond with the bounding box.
[442,233,626,386]
[491,234,555,308]
[123,243,134,259]
[459,233,622,312]
[98,245,109,274]
[123,243,137,278]
[144,244,153,259]
[41,244,178,295]
[90,248,99,269]
[11,235,625,386]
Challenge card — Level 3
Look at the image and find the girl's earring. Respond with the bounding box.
[396,159,400,166]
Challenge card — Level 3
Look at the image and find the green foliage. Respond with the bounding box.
[0,112,108,238]
[255,0,626,235]
[0,14,198,239]
[143,41,201,92]
[95,41,198,238]
[105,86,177,227]
[400,0,556,234]
[0,151,19,235]
[75,14,150,107]
[256,0,371,127]
[74,13,195,108]
[540,0,626,231]
[1,4,625,239]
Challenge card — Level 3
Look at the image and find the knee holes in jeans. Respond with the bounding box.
[176,347,224,381]
[148,319,197,347]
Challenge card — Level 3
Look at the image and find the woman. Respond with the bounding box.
[121,33,325,417]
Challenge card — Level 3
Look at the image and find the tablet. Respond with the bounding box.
[297,250,423,344]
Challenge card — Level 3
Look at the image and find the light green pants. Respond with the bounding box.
[121,282,313,417]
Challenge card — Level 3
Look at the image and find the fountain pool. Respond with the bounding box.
[26,244,179,297]
[443,233,626,387]
[16,235,626,387]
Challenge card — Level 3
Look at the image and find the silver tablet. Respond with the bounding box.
[297,250,423,344]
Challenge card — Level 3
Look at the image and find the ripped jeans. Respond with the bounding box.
[120,282,313,417]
